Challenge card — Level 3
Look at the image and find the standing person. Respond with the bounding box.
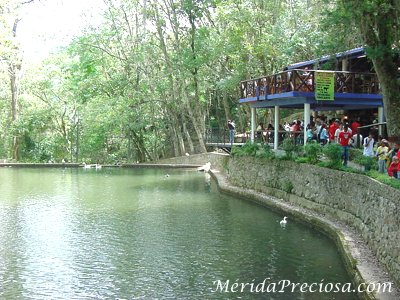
[315,120,322,143]
[363,132,375,157]
[350,129,363,148]
[370,120,379,142]
[319,124,329,145]
[338,124,352,166]
[227,119,235,144]
[376,140,389,173]
[306,124,314,142]
[388,142,399,160]
[388,156,399,178]
[329,119,340,143]
[256,122,266,142]
[351,118,360,134]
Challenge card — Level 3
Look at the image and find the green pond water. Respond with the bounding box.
[0,167,357,299]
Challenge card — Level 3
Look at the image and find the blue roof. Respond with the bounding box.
[287,47,366,70]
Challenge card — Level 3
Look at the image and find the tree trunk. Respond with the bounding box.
[183,121,194,154]
[9,18,22,161]
[182,88,207,153]
[9,63,20,160]
[347,0,400,141]
[171,129,180,157]
[371,57,400,142]
[172,125,185,156]
[221,90,231,122]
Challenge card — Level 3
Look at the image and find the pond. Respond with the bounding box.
[0,167,356,299]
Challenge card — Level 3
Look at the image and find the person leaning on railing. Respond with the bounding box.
[227,119,235,144]
[318,124,329,146]
[306,124,314,142]
[256,122,266,142]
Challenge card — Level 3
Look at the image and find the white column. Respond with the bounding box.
[304,103,311,145]
[342,58,348,71]
[378,106,384,136]
[250,107,256,143]
[274,106,279,150]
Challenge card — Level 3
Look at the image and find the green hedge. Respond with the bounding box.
[230,141,399,190]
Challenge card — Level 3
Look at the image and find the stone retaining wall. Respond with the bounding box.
[156,152,229,171]
[226,156,400,286]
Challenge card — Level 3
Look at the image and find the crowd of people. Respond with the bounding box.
[233,115,400,179]
[374,138,399,178]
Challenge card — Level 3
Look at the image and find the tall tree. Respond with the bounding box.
[0,0,36,159]
[331,0,400,141]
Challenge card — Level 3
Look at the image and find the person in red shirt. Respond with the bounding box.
[338,124,352,166]
[329,119,340,143]
[388,156,399,178]
[351,119,360,134]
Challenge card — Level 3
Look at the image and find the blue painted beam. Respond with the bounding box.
[241,91,383,109]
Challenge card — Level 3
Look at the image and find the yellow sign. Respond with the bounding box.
[315,71,334,101]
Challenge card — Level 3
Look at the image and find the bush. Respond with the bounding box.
[349,148,363,161]
[282,180,294,193]
[231,142,259,157]
[256,144,275,160]
[281,138,300,160]
[295,157,309,163]
[367,170,400,190]
[304,141,321,163]
[322,143,343,168]
[353,155,378,171]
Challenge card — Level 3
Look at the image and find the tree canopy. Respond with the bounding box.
[0,0,398,162]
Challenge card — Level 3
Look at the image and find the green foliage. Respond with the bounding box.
[353,154,378,171]
[349,148,362,161]
[304,141,321,163]
[349,148,378,171]
[295,157,309,163]
[322,143,343,168]
[255,144,275,160]
[281,139,300,160]
[282,180,294,194]
[366,170,400,190]
[231,142,259,157]
[231,142,277,159]
[2,0,390,164]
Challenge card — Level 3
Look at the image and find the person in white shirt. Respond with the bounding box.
[334,123,343,143]
[363,132,375,157]
[350,131,363,148]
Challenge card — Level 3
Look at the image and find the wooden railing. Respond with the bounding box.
[205,127,304,146]
[240,69,380,99]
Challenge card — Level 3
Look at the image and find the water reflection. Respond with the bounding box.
[0,168,356,299]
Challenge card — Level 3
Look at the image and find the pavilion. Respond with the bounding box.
[239,47,384,149]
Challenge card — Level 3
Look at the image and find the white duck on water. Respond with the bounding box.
[280,216,288,226]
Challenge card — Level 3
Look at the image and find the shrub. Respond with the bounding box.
[282,180,294,193]
[281,138,299,160]
[256,144,275,160]
[353,155,378,171]
[349,148,363,161]
[304,141,321,163]
[231,142,259,157]
[295,157,309,163]
[322,143,343,168]
[367,170,400,190]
